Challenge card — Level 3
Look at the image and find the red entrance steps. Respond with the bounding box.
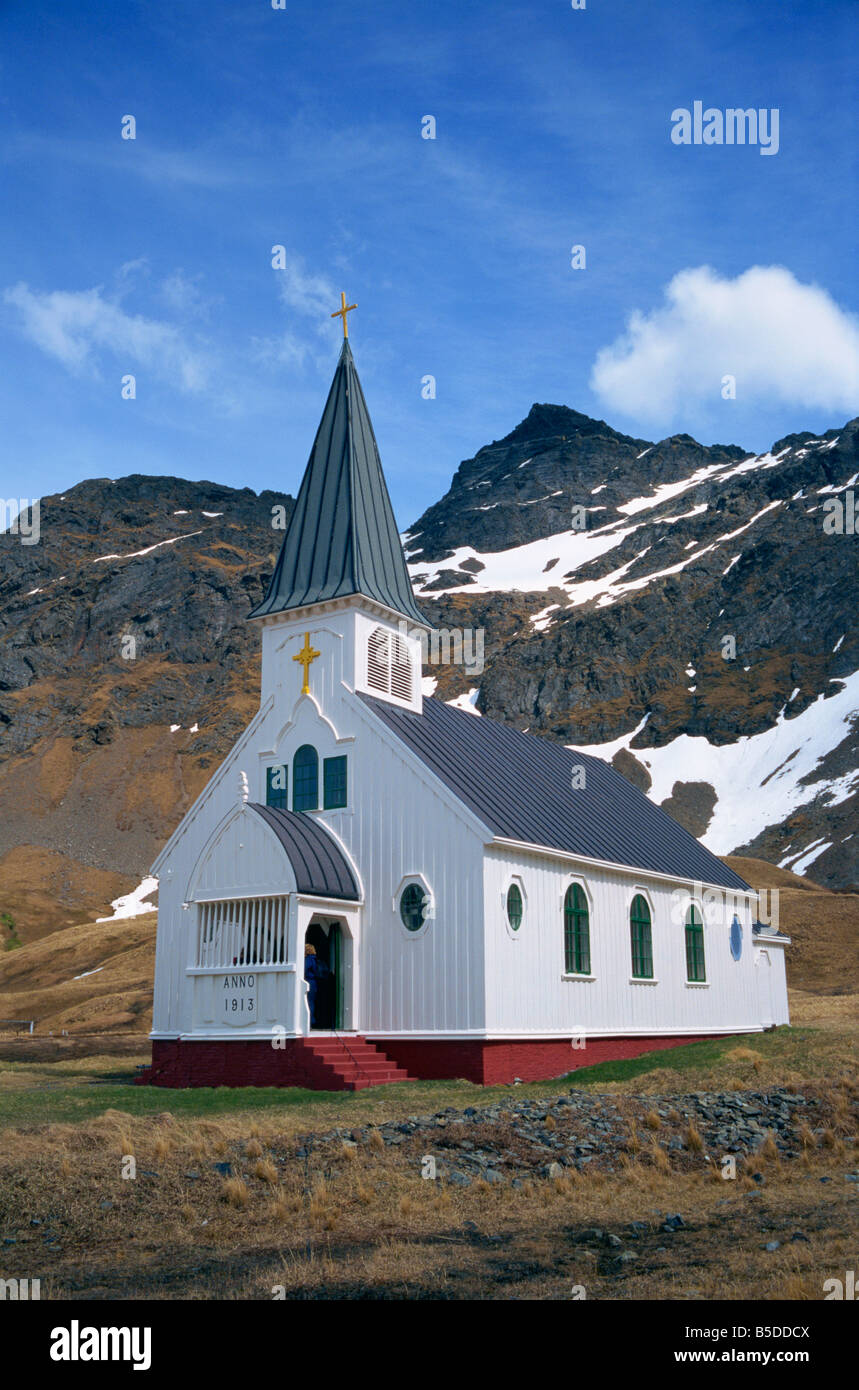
[301,1035,412,1090]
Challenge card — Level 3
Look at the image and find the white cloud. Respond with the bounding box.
[590,266,859,422]
[256,253,342,370]
[277,256,338,322]
[3,282,210,391]
[158,270,214,319]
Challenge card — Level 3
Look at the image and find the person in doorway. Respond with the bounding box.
[304,942,330,1029]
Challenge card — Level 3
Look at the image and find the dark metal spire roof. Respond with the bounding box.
[249,339,428,626]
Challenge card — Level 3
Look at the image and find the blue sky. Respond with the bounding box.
[1,0,856,526]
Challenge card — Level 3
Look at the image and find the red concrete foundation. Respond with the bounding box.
[372,1034,722,1085]
[140,1032,722,1089]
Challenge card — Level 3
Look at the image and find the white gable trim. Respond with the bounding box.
[262,694,352,753]
[151,694,275,875]
[252,591,431,634]
[183,802,298,901]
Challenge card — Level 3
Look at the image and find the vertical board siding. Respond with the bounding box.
[484,847,764,1036]
[338,722,485,1034]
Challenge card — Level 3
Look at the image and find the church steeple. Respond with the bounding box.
[249,336,428,628]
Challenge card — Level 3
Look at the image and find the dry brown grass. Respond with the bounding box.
[221,1177,249,1209]
[0,845,139,947]
[2,1090,852,1302]
[0,983,854,1301]
[646,1140,671,1173]
[252,1158,279,1185]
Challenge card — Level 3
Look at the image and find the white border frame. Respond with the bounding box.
[502,873,527,940]
[393,872,435,940]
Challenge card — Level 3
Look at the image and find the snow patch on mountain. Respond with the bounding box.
[447,688,481,715]
[94,531,203,563]
[409,443,794,602]
[410,523,636,596]
[96,876,159,922]
[575,671,859,868]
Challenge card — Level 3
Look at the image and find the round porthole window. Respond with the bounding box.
[506,883,523,931]
[400,882,428,932]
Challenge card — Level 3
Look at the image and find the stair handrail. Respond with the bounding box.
[332,1028,373,1084]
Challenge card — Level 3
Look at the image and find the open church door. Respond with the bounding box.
[330,923,344,1031]
[305,919,345,1030]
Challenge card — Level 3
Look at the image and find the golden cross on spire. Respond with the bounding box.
[293,632,321,695]
[331,291,357,339]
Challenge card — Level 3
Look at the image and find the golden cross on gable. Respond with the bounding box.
[293,632,320,695]
[331,291,357,338]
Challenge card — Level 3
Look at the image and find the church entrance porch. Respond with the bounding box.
[293,900,358,1036]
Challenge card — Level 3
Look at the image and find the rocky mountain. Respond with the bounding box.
[408,407,859,890]
[0,477,294,938]
[0,405,856,945]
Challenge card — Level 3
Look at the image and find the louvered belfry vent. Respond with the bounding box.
[367,627,391,693]
[367,625,413,701]
[390,632,413,701]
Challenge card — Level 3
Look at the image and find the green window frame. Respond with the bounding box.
[292,744,319,812]
[323,755,347,810]
[400,883,428,932]
[506,883,523,931]
[265,764,288,811]
[630,894,653,979]
[564,883,591,974]
[685,905,706,982]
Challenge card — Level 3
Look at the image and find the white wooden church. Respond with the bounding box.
[145,312,789,1090]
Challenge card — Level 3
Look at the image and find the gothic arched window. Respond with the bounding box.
[292,745,319,812]
[630,894,653,979]
[564,883,591,974]
[685,905,706,982]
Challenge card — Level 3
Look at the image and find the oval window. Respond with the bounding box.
[400,883,428,932]
[506,883,523,931]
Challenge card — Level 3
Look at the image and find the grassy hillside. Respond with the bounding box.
[725,855,859,994]
[0,911,155,1034]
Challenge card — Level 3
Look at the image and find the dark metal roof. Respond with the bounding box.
[360,694,751,892]
[248,339,428,627]
[753,922,789,939]
[248,802,360,900]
